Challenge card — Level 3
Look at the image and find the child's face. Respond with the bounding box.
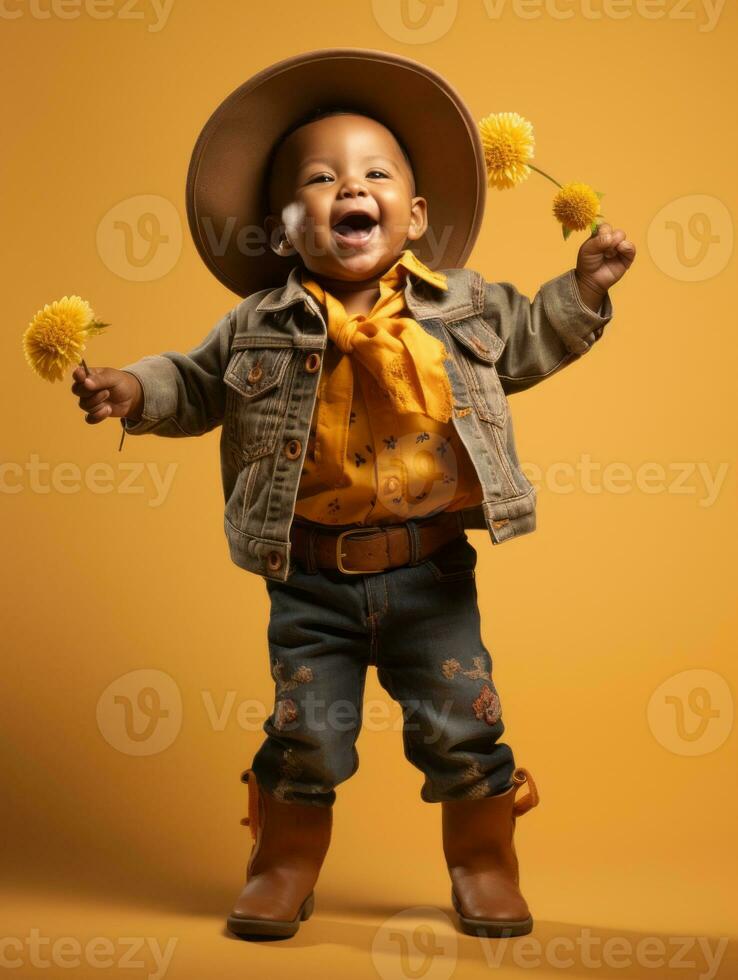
[265,113,428,282]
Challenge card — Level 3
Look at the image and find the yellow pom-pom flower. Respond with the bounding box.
[478,111,535,190]
[23,295,109,382]
[552,182,602,236]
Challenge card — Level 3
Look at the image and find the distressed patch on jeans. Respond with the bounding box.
[441,655,491,682]
[274,697,299,731]
[272,659,314,693]
[472,684,501,725]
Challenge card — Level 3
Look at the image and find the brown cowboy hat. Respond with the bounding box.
[185,48,487,297]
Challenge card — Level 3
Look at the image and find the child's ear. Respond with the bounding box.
[264,213,295,257]
[406,197,428,242]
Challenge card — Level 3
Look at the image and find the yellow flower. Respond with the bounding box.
[552,182,601,234]
[22,295,108,382]
[478,112,535,190]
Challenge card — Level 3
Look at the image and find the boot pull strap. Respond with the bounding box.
[511,767,540,817]
[239,768,260,841]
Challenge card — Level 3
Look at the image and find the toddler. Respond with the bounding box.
[70,48,635,941]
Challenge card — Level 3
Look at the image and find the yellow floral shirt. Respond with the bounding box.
[294,251,484,526]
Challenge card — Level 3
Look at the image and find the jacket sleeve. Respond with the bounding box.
[118,309,235,438]
[482,268,613,395]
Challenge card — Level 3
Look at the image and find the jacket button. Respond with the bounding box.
[305,352,321,373]
[247,362,263,384]
[266,550,282,572]
[284,438,302,460]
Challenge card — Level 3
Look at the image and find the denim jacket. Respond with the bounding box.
[120,263,613,581]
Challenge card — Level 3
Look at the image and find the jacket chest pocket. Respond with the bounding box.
[443,317,508,427]
[224,344,294,461]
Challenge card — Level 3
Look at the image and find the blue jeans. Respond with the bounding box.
[250,516,516,807]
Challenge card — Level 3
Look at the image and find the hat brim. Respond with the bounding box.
[186,47,487,297]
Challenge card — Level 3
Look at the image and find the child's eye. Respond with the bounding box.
[367,170,389,179]
[306,174,333,184]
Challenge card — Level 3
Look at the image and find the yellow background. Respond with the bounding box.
[2,1,736,977]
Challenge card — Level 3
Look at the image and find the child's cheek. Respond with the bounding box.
[381,188,413,229]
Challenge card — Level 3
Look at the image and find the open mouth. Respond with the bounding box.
[331,212,379,247]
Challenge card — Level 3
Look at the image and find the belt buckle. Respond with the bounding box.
[335,526,387,574]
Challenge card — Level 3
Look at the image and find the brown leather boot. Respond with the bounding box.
[226,768,333,939]
[442,767,539,938]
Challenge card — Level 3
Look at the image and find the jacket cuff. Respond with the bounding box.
[541,268,613,355]
[119,356,180,433]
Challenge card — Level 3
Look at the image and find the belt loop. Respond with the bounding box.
[304,525,319,574]
[405,518,422,566]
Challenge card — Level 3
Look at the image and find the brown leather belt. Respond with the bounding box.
[289,510,466,575]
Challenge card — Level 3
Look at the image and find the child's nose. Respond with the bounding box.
[337,177,369,198]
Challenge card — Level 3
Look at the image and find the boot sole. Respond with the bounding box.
[451,887,533,938]
[226,891,314,939]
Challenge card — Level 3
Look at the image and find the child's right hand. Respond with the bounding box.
[70,366,144,425]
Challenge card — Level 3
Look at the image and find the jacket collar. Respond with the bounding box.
[254,251,449,321]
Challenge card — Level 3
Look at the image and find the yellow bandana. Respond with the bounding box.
[300,249,454,490]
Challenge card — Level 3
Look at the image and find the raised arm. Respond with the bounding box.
[483,268,612,395]
[484,222,634,395]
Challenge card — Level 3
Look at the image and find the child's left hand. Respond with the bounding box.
[575,222,636,298]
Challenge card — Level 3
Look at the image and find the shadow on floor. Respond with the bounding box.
[224,909,736,979]
[7,872,735,977]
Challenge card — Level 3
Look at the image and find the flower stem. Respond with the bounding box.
[80,357,90,376]
[528,164,563,189]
